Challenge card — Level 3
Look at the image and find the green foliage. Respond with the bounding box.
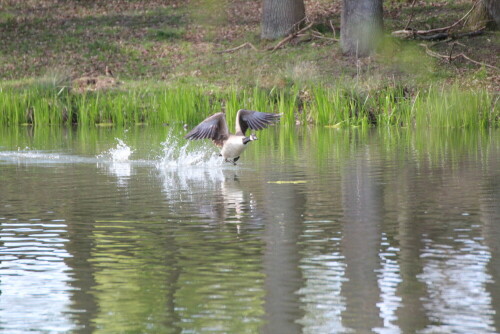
[0,11,16,27]
[149,27,185,41]
[0,82,497,128]
[413,86,498,128]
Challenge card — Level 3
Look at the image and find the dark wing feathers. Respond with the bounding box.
[185,110,281,145]
[236,109,281,135]
[184,112,229,146]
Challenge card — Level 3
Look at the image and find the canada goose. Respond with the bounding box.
[184,109,281,164]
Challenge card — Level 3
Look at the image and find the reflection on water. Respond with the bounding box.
[0,126,500,333]
[297,223,347,333]
[419,235,495,334]
[0,219,75,333]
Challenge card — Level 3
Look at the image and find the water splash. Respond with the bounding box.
[156,132,222,168]
[0,149,61,161]
[0,134,224,168]
[95,139,135,186]
[98,138,133,162]
[0,147,75,164]
[155,133,227,205]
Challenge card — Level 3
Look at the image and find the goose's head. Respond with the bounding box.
[242,133,258,145]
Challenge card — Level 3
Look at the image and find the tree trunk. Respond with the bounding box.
[484,0,500,27]
[468,0,500,30]
[261,0,305,40]
[341,0,383,57]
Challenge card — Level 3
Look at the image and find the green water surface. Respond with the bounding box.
[0,125,499,333]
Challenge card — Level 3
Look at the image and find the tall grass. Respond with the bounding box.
[309,86,372,127]
[0,83,497,128]
[413,87,497,128]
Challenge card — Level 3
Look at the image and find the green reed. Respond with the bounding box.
[0,83,497,128]
[413,86,498,128]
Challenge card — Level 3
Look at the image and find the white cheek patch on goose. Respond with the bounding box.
[184,109,281,164]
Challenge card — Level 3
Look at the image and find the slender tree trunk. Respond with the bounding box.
[341,0,383,57]
[261,0,305,40]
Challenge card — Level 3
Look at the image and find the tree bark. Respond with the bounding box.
[484,0,500,27]
[468,0,500,30]
[261,0,305,40]
[340,0,383,57]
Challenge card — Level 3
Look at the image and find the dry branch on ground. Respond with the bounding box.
[419,43,499,71]
[217,19,337,54]
[392,0,481,40]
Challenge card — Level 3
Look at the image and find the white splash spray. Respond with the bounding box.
[106,138,133,162]
[156,132,222,168]
[96,138,135,186]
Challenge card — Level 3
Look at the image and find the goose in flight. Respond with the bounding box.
[184,109,281,164]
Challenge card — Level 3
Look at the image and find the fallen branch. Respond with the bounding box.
[310,30,339,42]
[422,0,479,34]
[393,26,485,41]
[414,27,485,41]
[216,20,337,54]
[216,42,259,54]
[329,20,336,38]
[266,22,315,51]
[393,0,481,39]
[419,43,499,71]
[458,53,500,71]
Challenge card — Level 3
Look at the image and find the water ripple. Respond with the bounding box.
[0,219,76,333]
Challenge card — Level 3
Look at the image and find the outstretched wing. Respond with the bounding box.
[184,112,229,147]
[235,109,281,136]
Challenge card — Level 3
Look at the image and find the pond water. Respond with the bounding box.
[0,125,499,334]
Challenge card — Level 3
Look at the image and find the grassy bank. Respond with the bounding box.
[1,0,498,128]
[1,82,497,128]
[1,0,498,87]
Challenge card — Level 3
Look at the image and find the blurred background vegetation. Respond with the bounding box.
[0,0,498,126]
